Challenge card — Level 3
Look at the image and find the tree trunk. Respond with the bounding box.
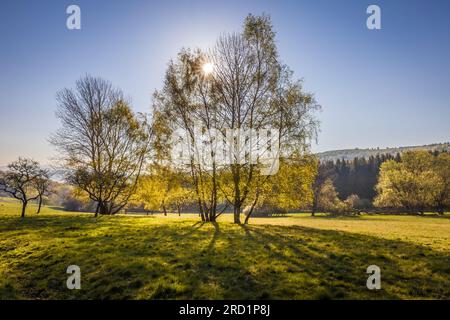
[99,202,110,215]
[311,197,317,217]
[37,196,43,214]
[234,205,241,224]
[211,161,218,220]
[198,201,206,221]
[162,204,167,216]
[244,194,259,225]
[311,200,317,217]
[177,203,181,216]
[232,164,241,224]
[95,202,100,217]
[21,201,27,218]
[95,201,110,216]
[244,210,251,224]
[208,210,216,222]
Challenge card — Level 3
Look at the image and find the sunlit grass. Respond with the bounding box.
[0,197,449,299]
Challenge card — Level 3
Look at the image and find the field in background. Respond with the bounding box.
[1,197,449,299]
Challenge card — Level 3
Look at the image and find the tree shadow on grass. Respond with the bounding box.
[181,221,206,237]
[3,218,449,300]
[0,214,103,233]
[207,222,221,252]
[147,223,448,299]
[238,224,449,299]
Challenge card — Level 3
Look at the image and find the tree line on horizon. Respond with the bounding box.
[316,142,449,162]
[312,150,450,215]
[2,149,449,218]
[319,153,400,203]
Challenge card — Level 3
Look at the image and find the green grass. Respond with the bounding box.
[0,197,449,299]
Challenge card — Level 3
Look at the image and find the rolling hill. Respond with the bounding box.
[316,142,449,162]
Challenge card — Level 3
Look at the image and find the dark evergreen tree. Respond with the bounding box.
[318,153,403,205]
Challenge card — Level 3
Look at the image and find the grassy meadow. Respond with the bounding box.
[0,197,449,300]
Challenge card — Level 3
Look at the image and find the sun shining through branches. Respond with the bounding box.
[202,62,214,75]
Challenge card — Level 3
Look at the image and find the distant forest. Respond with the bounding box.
[317,142,449,162]
[320,149,449,204]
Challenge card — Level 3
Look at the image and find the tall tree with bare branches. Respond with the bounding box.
[51,75,151,216]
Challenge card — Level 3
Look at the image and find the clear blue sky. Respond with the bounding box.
[1,0,449,165]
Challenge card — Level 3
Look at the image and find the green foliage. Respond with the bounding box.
[320,153,397,202]
[134,164,194,214]
[316,179,340,212]
[256,156,316,212]
[375,151,449,214]
[432,153,450,213]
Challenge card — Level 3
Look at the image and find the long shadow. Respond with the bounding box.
[181,221,206,237]
[206,222,221,253]
[0,214,103,234]
[5,219,450,300]
[238,223,335,289]
[240,224,449,299]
